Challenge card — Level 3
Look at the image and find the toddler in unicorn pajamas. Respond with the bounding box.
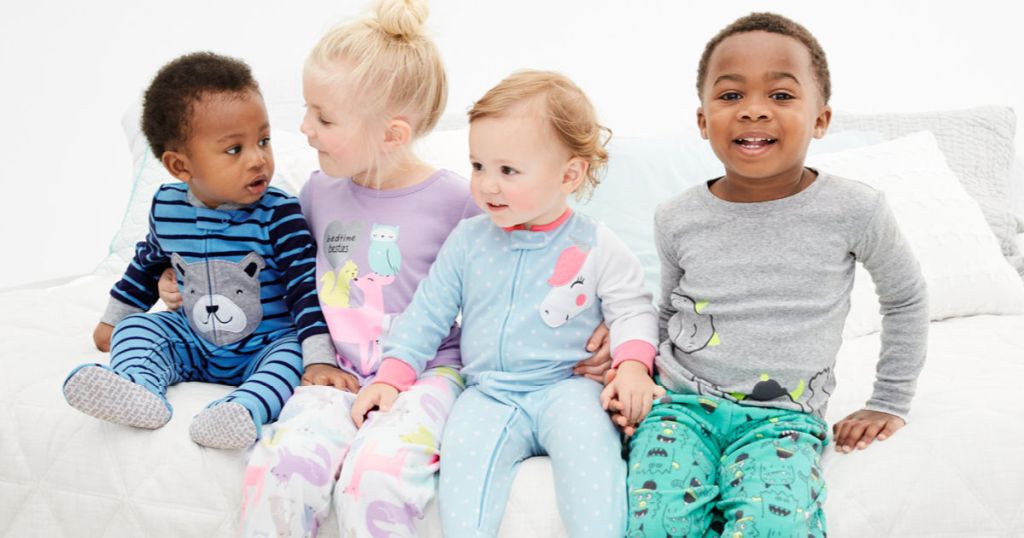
[62,52,334,450]
[352,71,662,538]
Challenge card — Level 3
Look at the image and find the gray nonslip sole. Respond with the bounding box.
[189,401,257,450]
[64,366,171,429]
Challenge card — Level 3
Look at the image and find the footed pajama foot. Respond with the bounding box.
[190,401,257,449]
[63,365,171,429]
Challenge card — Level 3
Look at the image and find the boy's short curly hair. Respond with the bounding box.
[141,51,260,158]
[697,12,831,104]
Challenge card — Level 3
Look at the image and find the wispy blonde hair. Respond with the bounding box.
[305,0,446,181]
[468,70,611,200]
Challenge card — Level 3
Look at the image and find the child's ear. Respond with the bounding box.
[813,104,833,139]
[696,107,709,139]
[561,157,588,194]
[382,118,413,151]
[161,150,192,183]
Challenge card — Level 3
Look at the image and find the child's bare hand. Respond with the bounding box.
[574,321,610,382]
[158,267,182,310]
[600,361,663,433]
[833,409,905,453]
[93,322,114,352]
[602,368,635,436]
[301,364,360,393]
[351,382,399,428]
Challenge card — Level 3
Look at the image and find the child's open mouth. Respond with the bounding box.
[246,177,268,195]
[734,137,777,150]
[487,202,508,211]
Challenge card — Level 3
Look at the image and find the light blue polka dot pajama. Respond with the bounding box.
[372,211,659,537]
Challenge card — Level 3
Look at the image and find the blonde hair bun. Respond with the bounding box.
[374,0,428,40]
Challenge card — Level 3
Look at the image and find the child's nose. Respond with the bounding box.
[739,96,772,121]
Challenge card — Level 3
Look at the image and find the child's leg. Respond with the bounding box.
[191,335,303,449]
[240,384,359,538]
[63,312,191,428]
[625,394,722,537]
[333,366,464,537]
[716,409,829,538]
[534,376,627,538]
[438,386,535,538]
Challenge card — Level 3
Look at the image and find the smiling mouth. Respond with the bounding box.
[487,202,508,211]
[734,137,777,149]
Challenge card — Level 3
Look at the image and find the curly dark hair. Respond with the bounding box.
[141,51,260,158]
[696,12,830,104]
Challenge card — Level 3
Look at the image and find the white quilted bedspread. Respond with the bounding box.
[2,274,1022,537]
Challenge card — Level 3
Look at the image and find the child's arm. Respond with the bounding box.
[654,206,684,346]
[592,225,661,424]
[268,197,337,368]
[350,222,469,427]
[95,194,174,350]
[836,193,928,452]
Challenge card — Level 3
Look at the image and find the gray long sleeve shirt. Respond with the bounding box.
[654,172,928,420]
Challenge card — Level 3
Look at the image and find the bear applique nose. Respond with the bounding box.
[206,304,219,314]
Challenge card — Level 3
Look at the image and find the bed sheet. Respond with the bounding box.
[1,274,1021,537]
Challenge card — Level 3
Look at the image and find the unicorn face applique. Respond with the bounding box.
[539,245,598,328]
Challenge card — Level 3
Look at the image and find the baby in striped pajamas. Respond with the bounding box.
[62,51,334,450]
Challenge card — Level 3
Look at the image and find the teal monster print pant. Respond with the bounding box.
[626,391,829,538]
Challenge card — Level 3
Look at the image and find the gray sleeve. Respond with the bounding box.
[852,194,929,420]
[301,333,339,369]
[654,207,683,345]
[99,296,145,326]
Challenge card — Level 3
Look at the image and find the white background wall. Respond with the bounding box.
[2,0,1022,288]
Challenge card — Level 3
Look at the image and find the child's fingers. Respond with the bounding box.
[599,383,615,410]
[585,322,610,352]
[630,392,645,425]
[351,396,373,428]
[877,418,903,441]
[855,422,885,450]
[344,375,360,394]
[623,424,636,438]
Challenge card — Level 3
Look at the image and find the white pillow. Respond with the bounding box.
[806,131,1024,338]
[831,107,1022,277]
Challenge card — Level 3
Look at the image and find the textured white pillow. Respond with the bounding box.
[831,107,1022,277]
[806,131,1024,338]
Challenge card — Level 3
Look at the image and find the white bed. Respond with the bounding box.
[2,105,1024,537]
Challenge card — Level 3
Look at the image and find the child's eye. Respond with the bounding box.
[471,162,483,172]
[226,145,241,155]
[318,116,332,126]
[500,165,518,176]
[770,92,794,101]
[719,92,741,101]
[570,277,585,288]
[259,136,271,147]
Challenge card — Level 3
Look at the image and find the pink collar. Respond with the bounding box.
[503,208,573,232]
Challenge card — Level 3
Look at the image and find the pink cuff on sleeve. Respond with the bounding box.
[611,339,657,374]
[373,358,417,392]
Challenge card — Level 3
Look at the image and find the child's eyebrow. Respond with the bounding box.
[765,71,801,85]
[216,124,270,143]
[713,73,745,85]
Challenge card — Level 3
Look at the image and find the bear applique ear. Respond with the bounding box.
[239,252,266,279]
[171,253,187,278]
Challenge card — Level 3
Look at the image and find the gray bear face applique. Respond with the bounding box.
[171,252,265,346]
[667,292,716,354]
